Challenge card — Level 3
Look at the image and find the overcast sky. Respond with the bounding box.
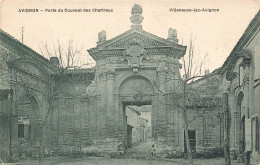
[0,0,259,74]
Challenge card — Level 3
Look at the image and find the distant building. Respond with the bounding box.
[135,105,152,140]
[126,106,141,147]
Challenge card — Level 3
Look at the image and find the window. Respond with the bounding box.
[18,124,24,138]
[18,118,30,139]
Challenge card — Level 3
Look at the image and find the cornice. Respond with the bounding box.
[88,47,186,61]
[88,28,187,61]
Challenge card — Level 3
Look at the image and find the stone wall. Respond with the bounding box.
[185,71,225,157]
[186,106,224,156]
[50,72,95,154]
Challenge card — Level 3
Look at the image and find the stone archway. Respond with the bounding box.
[118,75,155,149]
[86,4,187,154]
[119,75,154,101]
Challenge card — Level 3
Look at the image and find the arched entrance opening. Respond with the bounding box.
[236,92,245,154]
[18,94,40,148]
[118,75,155,152]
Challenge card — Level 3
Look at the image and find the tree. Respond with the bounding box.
[39,39,83,68]
[37,39,87,164]
[180,34,207,161]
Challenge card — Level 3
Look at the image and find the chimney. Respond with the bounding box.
[50,57,59,66]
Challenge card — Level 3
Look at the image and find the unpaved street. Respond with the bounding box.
[7,156,243,165]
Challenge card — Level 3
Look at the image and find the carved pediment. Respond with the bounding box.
[98,29,176,49]
[88,29,187,61]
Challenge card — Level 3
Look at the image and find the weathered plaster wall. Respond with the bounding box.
[50,72,95,154]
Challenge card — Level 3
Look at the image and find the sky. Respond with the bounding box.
[0,0,259,74]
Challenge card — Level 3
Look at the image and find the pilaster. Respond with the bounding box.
[98,70,107,139]
[155,66,168,143]
[105,68,116,138]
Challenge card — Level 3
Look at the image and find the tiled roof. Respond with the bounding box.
[186,97,222,107]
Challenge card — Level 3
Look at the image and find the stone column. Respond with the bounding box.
[98,70,107,140]
[241,60,250,118]
[105,69,116,138]
[229,91,236,153]
[114,94,121,146]
[241,60,252,152]
[165,55,180,146]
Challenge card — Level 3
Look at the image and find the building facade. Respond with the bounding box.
[0,29,58,161]
[220,11,260,164]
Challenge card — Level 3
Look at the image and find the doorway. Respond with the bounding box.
[184,130,196,154]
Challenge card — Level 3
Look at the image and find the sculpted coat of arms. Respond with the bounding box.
[124,39,147,70]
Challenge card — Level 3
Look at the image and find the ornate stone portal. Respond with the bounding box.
[87,4,186,153]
